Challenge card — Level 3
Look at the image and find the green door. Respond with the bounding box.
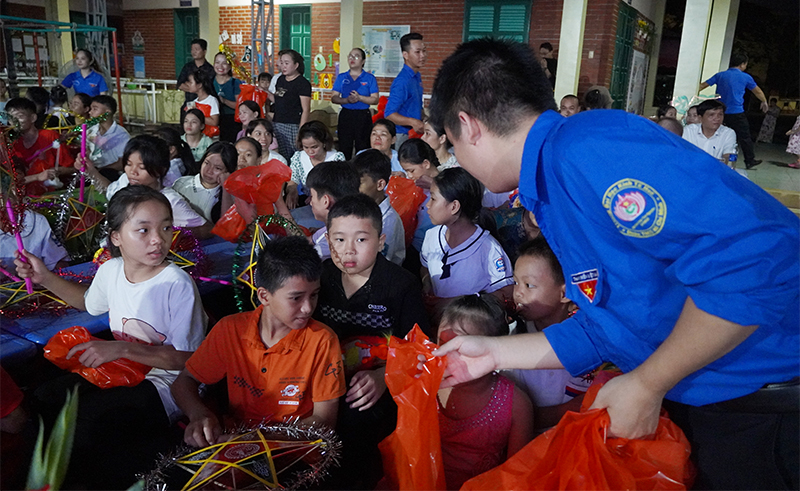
[69,11,89,52]
[174,8,200,78]
[609,2,636,110]
[280,6,311,62]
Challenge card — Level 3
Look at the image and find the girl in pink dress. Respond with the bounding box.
[437,295,534,490]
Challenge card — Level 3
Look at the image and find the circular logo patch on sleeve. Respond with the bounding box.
[602,178,667,238]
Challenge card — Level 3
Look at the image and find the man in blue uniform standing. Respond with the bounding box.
[430,39,798,490]
[385,33,426,148]
[699,52,769,169]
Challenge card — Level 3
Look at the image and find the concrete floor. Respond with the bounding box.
[747,142,800,193]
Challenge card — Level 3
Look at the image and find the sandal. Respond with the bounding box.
[789,161,800,169]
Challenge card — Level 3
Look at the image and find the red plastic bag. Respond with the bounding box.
[211,204,248,242]
[378,325,447,491]
[235,84,269,123]
[223,159,291,216]
[461,377,695,491]
[44,326,151,389]
[386,176,426,247]
[190,102,220,138]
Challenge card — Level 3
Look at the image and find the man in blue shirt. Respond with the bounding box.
[430,39,798,490]
[699,53,769,170]
[385,33,426,148]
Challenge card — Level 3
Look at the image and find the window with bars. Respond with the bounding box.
[463,0,531,43]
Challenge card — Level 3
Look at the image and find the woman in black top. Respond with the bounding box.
[270,49,311,160]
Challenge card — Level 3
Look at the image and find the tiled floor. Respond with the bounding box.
[747,142,800,193]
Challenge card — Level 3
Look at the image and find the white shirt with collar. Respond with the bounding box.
[379,196,405,265]
[87,121,131,168]
[682,123,737,161]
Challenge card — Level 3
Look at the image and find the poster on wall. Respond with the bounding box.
[361,25,410,78]
[626,50,649,115]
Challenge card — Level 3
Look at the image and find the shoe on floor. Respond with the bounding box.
[745,160,763,170]
[788,162,800,169]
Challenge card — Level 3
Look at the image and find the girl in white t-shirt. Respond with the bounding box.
[15,185,206,488]
[421,167,514,304]
[185,68,220,138]
[173,141,237,223]
[287,121,345,208]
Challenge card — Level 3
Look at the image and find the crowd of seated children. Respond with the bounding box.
[7,97,75,196]
[15,185,206,490]
[287,120,346,209]
[305,160,361,260]
[420,167,514,309]
[173,141,237,223]
[506,236,590,433]
[171,235,346,446]
[314,194,429,489]
[235,100,261,141]
[85,95,131,182]
[154,126,196,185]
[437,294,534,490]
[352,149,406,265]
[182,108,213,164]
[184,68,220,137]
[361,118,404,174]
[398,138,439,272]
[245,118,287,165]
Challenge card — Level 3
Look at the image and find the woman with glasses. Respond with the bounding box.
[331,48,380,160]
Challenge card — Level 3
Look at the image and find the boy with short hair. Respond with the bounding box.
[314,193,429,489]
[6,97,74,196]
[85,95,130,181]
[171,235,346,447]
[305,161,360,260]
[352,149,405,265]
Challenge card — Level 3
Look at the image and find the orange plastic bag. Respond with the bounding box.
[386,176,426,247]
[461,378,695,491]
[211,204,248,242]
[378,325,447,491]
[235,84,269,123]
[190,102,220,138]
[223,159,291,216]
[44,326,151,389]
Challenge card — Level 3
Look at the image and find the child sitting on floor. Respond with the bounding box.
[230,136,293,221]
[507,236,590,432]
[16,185,207,489]
[398,138,439,271]
[353,149,406,265]
[182,108,214,164]
[85,95,130,182]
[69,92,92,123]
[245,118,287,165]
[305,160,360,260]
[314,194,429,489]
[155,126,196,184]
[235,100,261,141]
[171,235,346,446]
[172,141,237,223]
[437,294,534,490]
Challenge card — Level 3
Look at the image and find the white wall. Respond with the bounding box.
[627,0,658,21]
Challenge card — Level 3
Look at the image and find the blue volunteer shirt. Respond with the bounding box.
[61,69,108,97]
[519,109,799,407]
[333,70,379,110]
[704,68,757,114]
[384,64,423,134]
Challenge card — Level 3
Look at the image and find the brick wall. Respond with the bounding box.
[122,9,176,80]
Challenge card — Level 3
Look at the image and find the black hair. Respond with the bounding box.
[254,235,321,293]
[189,67,218,101]
[236,136,263,159]
[155,125,197,175]
[351,47,367,66]
[246,118,274,137]
[5,97,37,115]
[687,104,699,114]
[50,85,68,105]
[257,71,272,82]
[430,39,556,140]
[441,294,508,338]
[72,92,92,108]
[326,193,383,235]
[305,161,360,202]
[697,99,726,116]
[199,141,238,174]
[75,48,102,72]
[25,86,50,115]
[184,108,206,128]
[730,52,748,68]
[400,33,423,53]
[584,89,605,110]
[106,185,173,258]
[657,117,683,137]
[433,167,483,222]
[239,100,262,117]
[423,116,452,150]
[352,148,391,183]
[561,94,579,102]
[297,120,334,151]
[191,38,208,52]
[92,94,117,115]
[278,49,306,76]
[398,138,439,167]
[539,42,553,52]
[213,52,233,76]
[372,118,396,137]
[517,235,565,285]
[122,135,171,184]
[656,104,675,119]
[769,97,778,104]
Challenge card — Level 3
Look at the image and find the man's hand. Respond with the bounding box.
[588,371,664,439]
[760,101,769,114]
[345,369,386,411]
[184,413,223,447]
[67,339,128,368]
[411,119,424,134]
[433,336,500,388]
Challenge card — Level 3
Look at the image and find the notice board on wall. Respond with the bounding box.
[361,25,410,78]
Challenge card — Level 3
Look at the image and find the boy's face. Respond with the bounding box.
[309,189,330,222]
[258,78,271,91]
[358,175,386,202]
[89,102,111,119]
[257,276,320,331]
[327,215,385,278]
[513,254,567,323]
[8,108,35,131]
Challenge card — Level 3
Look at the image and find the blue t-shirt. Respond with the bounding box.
[213,77,241,115]
[384,64,423,134]
[333,70,379,111]
[519,109,799,406]
[704,68,757,115]
[61,70,108,97]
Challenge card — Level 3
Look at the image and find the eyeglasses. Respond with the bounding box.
[348,54,362,59]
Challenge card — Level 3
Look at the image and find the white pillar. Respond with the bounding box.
[643,0,667,117]
[339,0,363,68]
[700,0,739,95]
[672,0,713,111]
[44,0,73,67]
[554,0,588,102]
[199,0,220,53]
